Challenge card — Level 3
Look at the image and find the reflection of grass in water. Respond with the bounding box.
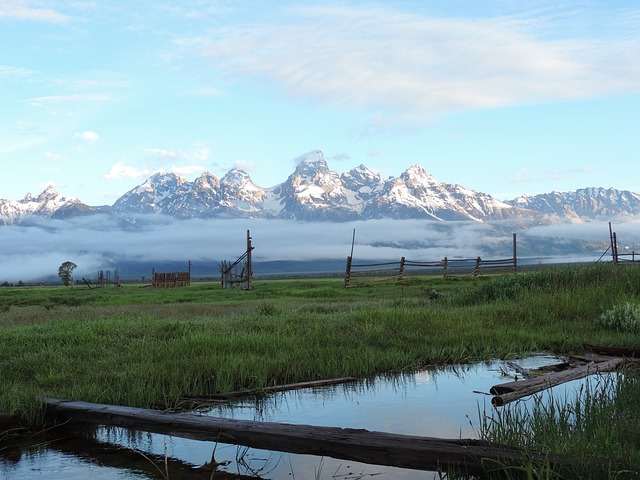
[2,263,640,430]
[469,369,640,479]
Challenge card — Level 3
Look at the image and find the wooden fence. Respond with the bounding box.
[608,222,639,265]
[614,251,639,265]
[152,270,191,288]
[345,255,517,287]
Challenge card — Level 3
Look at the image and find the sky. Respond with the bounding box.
[1,0,639,207]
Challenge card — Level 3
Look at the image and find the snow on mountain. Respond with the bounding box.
[219,169,267,217]
[111,172,187,215]
[271,150,358,220]
[362,164,523,221]
[340,164,385,209]
[3,151,640,225]
[0,186,98,225]
[507,188,640,218]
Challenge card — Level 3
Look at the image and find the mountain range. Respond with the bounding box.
[2,150,640,225]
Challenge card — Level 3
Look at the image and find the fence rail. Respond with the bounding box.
[616,252,639,264]
[345,255,517,287]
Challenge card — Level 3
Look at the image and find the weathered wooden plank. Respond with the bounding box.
[185,376,358,401]
[45,398,552,474]
[491,358,625,406]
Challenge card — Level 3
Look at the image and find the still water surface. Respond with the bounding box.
[2,354,584,480]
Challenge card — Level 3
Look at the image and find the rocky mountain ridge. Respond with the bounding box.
[2,150,640,225]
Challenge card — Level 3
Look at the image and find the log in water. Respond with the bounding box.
[45,397,552,475]
[491,358,625,406]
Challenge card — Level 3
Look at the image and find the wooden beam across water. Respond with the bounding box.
[45,398,551,475]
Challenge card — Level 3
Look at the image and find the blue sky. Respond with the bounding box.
[1,0,639,206]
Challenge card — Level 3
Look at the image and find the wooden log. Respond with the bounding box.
[506,361,534,379]
[45,398,552,475]
[584,344,640,358]
[185,377,358,401]
[491,358,625,406]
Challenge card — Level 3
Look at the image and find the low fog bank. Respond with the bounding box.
[0,215,638,283]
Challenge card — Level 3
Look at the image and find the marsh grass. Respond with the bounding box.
[472,368,640,479]
[1,263,639,433]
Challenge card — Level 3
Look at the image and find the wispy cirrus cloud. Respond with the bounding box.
[0,64,38,78]
[103,161,154,181]
[103,161,206,181]
[510,167,596,184]
[144,143,210,162]
[27,94,112,108]
[174,4,640,129]
[0,0,70,23]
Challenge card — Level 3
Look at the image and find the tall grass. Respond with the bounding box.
[1,263,639,429]
[472,368,640,479]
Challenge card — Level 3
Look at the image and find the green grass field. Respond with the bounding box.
[2,263,640,478]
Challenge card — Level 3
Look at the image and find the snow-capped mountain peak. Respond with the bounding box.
[2,151,640,225]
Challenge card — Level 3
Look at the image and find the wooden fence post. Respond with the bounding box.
[513,233,517,274]
[344,256,352,288]
[246,230,253,291]
[474,257,481,276]
[443,257,448,279]
[398,256,406,284]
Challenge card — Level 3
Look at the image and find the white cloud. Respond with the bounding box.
[103,161,154,180]
[0,64,37,78]
[0,0,70,23]
[510,167,596,184]
[144,148,179,160]
[232,160,255,173]
[169,164,205,176]
[177,5,640,126]
[44,151,68,161]
[2,216,639,282]
[27,94,111,106]
[75,131,100,144]
[103,160,205,181]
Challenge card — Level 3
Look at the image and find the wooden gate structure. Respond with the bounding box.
[609,222,639,265]
[220,230,254,290]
